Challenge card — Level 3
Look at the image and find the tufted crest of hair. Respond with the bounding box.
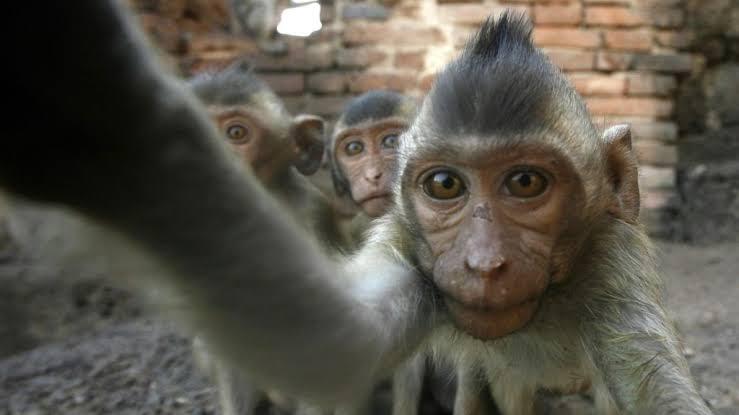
[428,12,576,138]
[189,59,286,113]
[338,90,412,127]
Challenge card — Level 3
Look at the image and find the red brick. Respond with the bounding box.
[544,49,596,71]
[568,73,626,96]
[137,14,183,53]
[349,72,417,93]
[343,23,444,46]
[452,27,477,48]
[585,6,646,27]
[596,51,636,71]
[639,166,676,190]
[634,141,678,166]
[394,50,427,70]
[604,29,652,52]
[640,189,678,210]
[534,4,582,26]
[439,4,495,25]
[188,34,259,55]
[586,97,673,117]
[533,28,601,48]
[307,72,349,94]
[625,73,677,96]
[336,47,388,69]
[260,74,304,95]
[583,0,630,3]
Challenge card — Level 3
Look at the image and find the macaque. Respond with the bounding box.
[1,4,712,415]
[329,91,416,219]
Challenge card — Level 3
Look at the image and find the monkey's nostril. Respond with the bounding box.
[465,254,506,278]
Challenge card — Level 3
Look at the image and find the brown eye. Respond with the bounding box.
[381,134,399,149]
[225,123,250,143]
[504,170,548,198]
[423,171,466,200]
[344,141,364,156]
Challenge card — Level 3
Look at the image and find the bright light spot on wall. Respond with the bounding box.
[276,2,322,37]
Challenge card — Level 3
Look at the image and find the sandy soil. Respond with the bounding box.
[0,230,736,414]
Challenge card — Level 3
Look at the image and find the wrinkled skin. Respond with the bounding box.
[407,144,581,339]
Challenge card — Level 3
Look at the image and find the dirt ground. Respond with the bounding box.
[0,209,737,414]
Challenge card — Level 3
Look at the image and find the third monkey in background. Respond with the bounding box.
[329,91,417,219]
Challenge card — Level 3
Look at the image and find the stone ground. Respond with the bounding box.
[0,209,737,415]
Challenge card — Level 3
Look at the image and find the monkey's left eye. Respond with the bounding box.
[381,134,399,149]
[225,123,250,143]
[504,170,548,198]
[423,171,466,200]
[344,141,364,156]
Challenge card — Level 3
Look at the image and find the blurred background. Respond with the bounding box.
[0,0,736,414]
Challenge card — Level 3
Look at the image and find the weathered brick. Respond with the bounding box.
[568,73,626,95]
[647,9,684,28]
[534,4,582,26]
[625,72,677,96]
[585,6,646,27]
[533,28,601,48]
[342,2,390,21]
[630,121,678,142]
[604,29,652,52]
[260,74,305,95]
[304,96,352,118]
[349,72,417,93]
[307,72,349,94]
[188,33,258,55]
[452,27,477,48]
[583,0,630,3]
[282,96,305,115]
[305,43,334,70]
[336,47,388,69]
[639,166,676,190]
[439,4,494,25]
[343,23,444,46]
[440,4,529,25]
[634,141,678,166]
[320,3,335,22]
[586,97,674,117]
[596,51,636,71]
[633,53,693,73]
[138,13,184,53]
[641,189,678,210]
[544,49,596,71]
[394,50,426,70]
[655,30,694,49]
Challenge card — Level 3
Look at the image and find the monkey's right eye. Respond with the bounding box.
[225,123,250,143]
[423,171,466,200]
[344,141,364,156]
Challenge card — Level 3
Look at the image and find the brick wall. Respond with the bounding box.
[131,0,699,235]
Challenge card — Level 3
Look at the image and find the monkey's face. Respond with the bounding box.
[211,107,292,183]
[406,144,581,340]
[334,120,406,218]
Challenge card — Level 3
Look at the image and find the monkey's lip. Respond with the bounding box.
[357,192,392,204]
[442,295,540,340]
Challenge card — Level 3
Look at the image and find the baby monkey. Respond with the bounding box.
[329,90,416,219]
[188,61,342,415]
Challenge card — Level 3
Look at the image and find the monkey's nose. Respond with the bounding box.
[365,169,383,182]
[465,252,506,278]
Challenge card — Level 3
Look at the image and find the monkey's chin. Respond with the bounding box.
[360,195,391,218]
[443,297,539,340]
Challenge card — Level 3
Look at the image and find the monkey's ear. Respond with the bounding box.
[602,124,640,223]
[291,114,326,176]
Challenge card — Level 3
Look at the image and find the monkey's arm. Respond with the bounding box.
[581,222,711,415]
[2,0,432,405]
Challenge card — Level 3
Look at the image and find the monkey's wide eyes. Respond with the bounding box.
[504,170,548,198]
[344,141,364,156]
[381,134,399,149]
[225,123,250,143]
[423,171,466,200]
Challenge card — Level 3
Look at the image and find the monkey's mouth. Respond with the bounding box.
[441,294,540,340]
[358,192,391,205]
